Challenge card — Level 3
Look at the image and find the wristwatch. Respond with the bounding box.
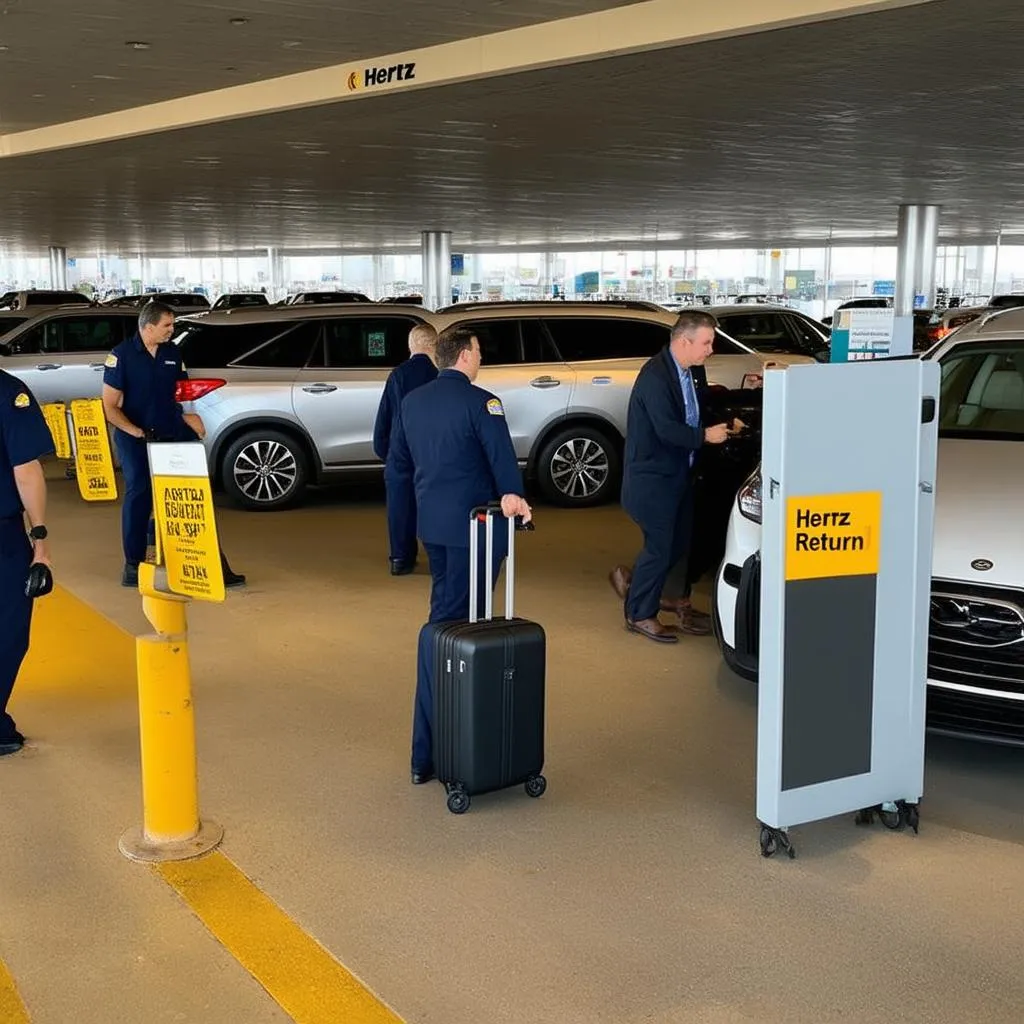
[28,525,48,541]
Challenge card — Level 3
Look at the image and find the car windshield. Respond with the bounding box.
[987,295,1024,310]
[938,341,1024,439]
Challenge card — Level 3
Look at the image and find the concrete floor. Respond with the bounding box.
[2,468,1023,1023]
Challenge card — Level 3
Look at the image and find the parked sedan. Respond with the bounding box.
[713,311,1024,746]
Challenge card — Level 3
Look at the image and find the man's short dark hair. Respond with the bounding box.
[139,300,175,333]
[671,309,718,342]
[435,326,477,369]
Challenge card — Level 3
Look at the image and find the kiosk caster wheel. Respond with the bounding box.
[878,804,903,830]
[898,800,920,834]
[525,775,547,799]
[759,824,795,859]
[446,788,471,815]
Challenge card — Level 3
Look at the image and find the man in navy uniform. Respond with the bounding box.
[390,326,531,783]
[610,310,734,643]
[0,371,54,756]
[102,300,245,589]
[372,323,438,575]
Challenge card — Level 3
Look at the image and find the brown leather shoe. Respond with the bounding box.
[609,564,632,600]
[666,600,712,636]
[625,617,679,643]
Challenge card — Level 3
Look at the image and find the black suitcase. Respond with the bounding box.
[432,506,547,814]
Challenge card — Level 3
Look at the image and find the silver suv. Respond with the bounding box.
[175,301,812,511]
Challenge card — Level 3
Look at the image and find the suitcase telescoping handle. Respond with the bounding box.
[468,503,533,623]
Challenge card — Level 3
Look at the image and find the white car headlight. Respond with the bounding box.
[738,467,762,524]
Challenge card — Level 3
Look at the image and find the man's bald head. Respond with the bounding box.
[409,323,438,356]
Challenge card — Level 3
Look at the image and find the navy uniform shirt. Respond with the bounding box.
[102,333,188,437]
[0,371,55,518]
[390,369,523,547]
[372,352,438,465]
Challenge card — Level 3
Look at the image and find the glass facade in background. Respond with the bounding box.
[3,243,1023,317]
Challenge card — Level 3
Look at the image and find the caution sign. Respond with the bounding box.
[785,491,882,582]
[69,399,118,501]
[148,443,225,603]
[41,402,72,459]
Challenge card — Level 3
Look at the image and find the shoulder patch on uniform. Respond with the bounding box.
[181,362,187,372]
[14,392,30,408]
[485,397,504,416]
[105,353,118,368]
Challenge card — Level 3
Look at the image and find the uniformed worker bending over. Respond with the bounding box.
[0,371,54,757]
[102,300,245,589]
[372,323,438,575]
[390,326,531,783]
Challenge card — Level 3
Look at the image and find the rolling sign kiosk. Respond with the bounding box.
[756,358,939,858]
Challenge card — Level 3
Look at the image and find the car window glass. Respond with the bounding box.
[6,324,45,355]
[236,321,322,368]
[60,316,124,353]
[178,322,298,368]
[715,313,792,353]
[543,318,667,361]
[458,320,522,365]
[782,314,829,356]
[311,317,418,368]
[522,319,559,363]
[938,344,1024,436]
[712,329,747,355]
[0,316,29,335]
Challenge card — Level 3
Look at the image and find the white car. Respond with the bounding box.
[713,308,1024,746]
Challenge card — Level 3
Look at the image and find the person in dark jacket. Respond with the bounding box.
[372,324,438,574]
[610,310,735,643]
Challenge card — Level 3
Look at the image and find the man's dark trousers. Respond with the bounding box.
[411,529,505,772]
[625,488,695,622]
[384,466,417,567]
[114,432,152,566]
[0,518,33,743]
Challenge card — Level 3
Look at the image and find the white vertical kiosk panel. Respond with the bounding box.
[757,359,939,856]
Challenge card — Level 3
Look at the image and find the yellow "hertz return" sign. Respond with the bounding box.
[785,491,882,581]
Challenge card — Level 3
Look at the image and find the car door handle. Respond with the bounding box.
[89,362,106,370]
[591,376,612,386]
[36,363,62,371]
[529,376,561,389]
[301,384,338,394]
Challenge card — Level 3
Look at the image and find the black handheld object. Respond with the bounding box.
[474,502,535,532]
[25,562,53,599]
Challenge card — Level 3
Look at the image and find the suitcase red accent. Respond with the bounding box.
[432,506,546,814]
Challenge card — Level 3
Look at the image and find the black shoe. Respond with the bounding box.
[0,739,24,757]
[411,767,435,785]
[121,563,139,588]
[390,558,416,576]
[224,569,246,588]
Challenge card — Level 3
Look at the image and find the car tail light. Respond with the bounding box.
[175,378,226,402]
[738,468,762,524]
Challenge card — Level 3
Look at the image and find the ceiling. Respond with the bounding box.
[0,0,636,131]
[1,0,1023,255]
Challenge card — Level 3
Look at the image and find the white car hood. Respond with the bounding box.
[932,438,1024,587]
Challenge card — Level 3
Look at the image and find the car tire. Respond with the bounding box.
[535,424,621,507]
[221,428,308,511]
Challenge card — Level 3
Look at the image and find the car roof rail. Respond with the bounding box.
[437,299,667,313]
[978,305,1024,329]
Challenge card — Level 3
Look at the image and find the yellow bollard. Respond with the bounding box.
[119,564,223,863]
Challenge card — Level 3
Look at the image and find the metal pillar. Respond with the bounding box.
[48,246,68,290]
[372,253,385,299]
[990,228,1003,298]
[266,246,284,301]
[421,231,451,310]
[895,204,939,355]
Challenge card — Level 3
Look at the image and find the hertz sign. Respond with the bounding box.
[347,62,417,91]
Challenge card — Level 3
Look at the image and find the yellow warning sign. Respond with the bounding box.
[41,402,72,460]
[786,491,882,582]
[149,443,225,602]
[69,399,118,501]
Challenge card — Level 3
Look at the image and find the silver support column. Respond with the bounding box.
[895,205,939,354]
[421,231,451,310]
[49,246,68,290]
[266,246,284,302]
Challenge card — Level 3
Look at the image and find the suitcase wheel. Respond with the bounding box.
[446,788,471,815]
[524,775,547,799]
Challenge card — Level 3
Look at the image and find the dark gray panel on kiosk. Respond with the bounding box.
[781,574,877,791]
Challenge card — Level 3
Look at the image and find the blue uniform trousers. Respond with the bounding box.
[411,534,505,772]
[384,466,417,565]
[0,518,33,743]
[115,432,152,566]
[625,488,695,623]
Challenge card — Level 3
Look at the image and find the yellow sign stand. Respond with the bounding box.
[69,398,118,501]
[148,443,225,603]
[41,402,72,459]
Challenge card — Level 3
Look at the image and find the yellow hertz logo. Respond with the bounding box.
[347,62,416,92]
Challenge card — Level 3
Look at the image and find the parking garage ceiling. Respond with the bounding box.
[0,0,1021,255]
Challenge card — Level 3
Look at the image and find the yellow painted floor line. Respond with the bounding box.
[158,852,404,1024]
[0,956,31,1023]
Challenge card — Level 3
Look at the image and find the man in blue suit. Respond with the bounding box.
[612,310,733,644]
[390,326,531,782]
[372,323,438,575]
